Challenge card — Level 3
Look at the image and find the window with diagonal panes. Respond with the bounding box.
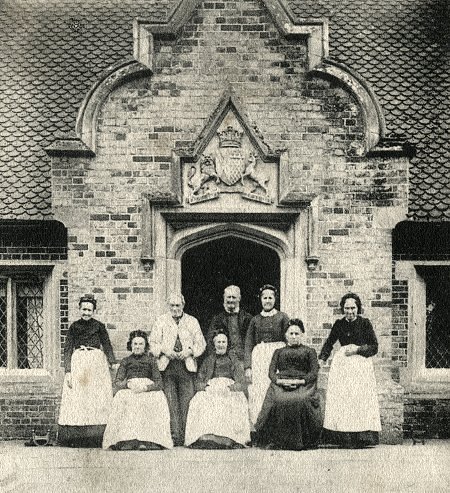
[0,276,45,369]
[421,266,450,369]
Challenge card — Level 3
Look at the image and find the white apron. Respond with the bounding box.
[58,347,113,426]
[248,341,285,426]
[185,377,251,446]
[102,378,173,450]
[323,346,382,432]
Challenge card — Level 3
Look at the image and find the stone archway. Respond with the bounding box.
[149,211,308,326]
[181,236,281,333]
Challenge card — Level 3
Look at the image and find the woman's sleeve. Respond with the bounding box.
[114,359,128,391]
[99,323,116,365]
[149,356,163,391]
[231,354,245,385]
[280,313,290,340]
[63,324,75,373]
[318,322,339,361]
[244,318,256,369]
[357,319,378,357]
[303,348,319,384]
[195,357,210,391]
[268,349,280,383]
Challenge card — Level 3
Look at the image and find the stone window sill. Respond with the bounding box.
[0,369,52,383]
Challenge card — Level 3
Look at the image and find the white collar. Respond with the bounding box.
[260,308,278,317]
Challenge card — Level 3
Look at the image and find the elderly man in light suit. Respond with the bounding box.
[150,293,206,446]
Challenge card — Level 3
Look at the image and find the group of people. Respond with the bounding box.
[57,285,381,451]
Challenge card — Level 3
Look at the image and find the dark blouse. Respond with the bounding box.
[269,345,319,385]
[196,352,245,391]
[114,353,163,391]
[212,354,235,379]
[206,309,253,360]
[244,311,290,369]
[318,316,378,362]
[63,318,115,372]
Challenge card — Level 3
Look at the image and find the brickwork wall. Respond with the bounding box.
[0,384,59,441]
[404,396,450,439]
[391,267,409,371]
[0,247,67,262]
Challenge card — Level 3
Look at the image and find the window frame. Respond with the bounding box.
[397,260,450,390]
[0,262,62,381]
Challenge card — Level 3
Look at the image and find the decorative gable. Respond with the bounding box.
[134,0,328,70]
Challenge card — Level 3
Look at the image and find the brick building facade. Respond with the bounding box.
[0,0,448,442]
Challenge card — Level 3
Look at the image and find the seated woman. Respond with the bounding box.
[102,330,173,451]
[185,330,251,449]
[255,319,322,450]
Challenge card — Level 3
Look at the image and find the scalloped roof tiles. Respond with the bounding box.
[0,0,171,219]
[0,0,448,220]
[290,0,449,220]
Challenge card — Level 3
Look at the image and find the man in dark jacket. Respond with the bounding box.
[206,285,252,362]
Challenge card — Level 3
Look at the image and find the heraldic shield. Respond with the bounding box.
[216,147,246,186]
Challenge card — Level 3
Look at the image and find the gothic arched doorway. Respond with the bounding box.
[181,236,280,334]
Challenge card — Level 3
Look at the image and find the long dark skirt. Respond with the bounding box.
[255,383,323,450]
[321,429,379,448]
[189,434,245,449]
[57,425,106,448]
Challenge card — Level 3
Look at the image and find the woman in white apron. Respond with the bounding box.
[58,295,115,447]
[103,330,172,450]
[185,330,250,449]
[319,293,381,448]
[244,285,290,427]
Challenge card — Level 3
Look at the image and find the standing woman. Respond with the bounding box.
[244,284,290,425]
[319,293,381,448]
[58,294,116,447]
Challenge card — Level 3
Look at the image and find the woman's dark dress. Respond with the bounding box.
[319,316,379,448]
[58,318,115,447]
[244,312,290,370]
[114,353,162,393]
[255,344,322,450]
[103,353,171,450]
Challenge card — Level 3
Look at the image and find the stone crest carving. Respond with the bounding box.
[216,126,246,186]
[187,125,272,204]
[187,155,220,196]
[241,152,269,195]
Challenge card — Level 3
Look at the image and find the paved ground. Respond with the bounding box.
[1,440,449,493]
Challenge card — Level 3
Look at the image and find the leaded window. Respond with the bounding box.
[0,276,44,369]
[418,266,450,369]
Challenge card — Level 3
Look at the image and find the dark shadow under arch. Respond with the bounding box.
[181,236,280,333]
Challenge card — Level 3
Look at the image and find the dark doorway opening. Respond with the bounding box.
[181,236,280,335]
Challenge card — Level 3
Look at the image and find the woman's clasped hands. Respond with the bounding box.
[127,379,150,393]
[344,344,359,356]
